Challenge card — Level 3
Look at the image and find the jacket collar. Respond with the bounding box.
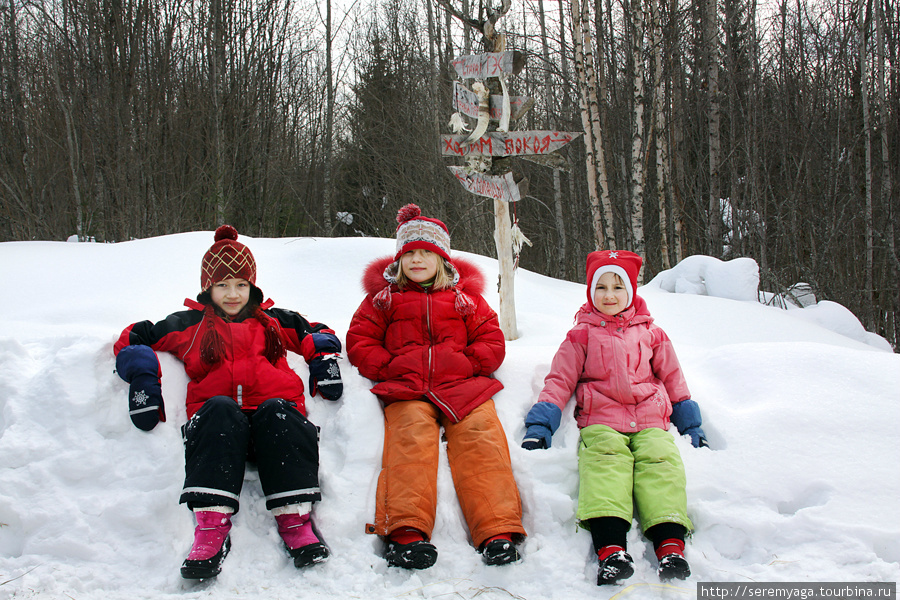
[360,255,487,297]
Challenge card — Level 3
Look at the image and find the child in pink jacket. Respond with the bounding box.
[521,250,707,585]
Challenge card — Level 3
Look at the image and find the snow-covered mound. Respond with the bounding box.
[1,234,898,600]
[646,255,893,351]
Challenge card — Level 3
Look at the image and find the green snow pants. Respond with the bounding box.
[577,424,693,533]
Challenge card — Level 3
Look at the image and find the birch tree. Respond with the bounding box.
[628,0,647,271]
[571,0,615,250]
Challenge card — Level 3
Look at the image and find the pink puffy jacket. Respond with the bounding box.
[536,295,690,433]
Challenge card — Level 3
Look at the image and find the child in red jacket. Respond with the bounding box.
[346,204,525,569]
[522,250,707,585]
[114,225,343,580]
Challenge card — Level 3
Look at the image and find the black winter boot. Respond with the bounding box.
[384,539,438,569]
[481,537,521,566]
[596,545,635,585]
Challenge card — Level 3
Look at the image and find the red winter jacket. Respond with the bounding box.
[536,295,691,433]
[114,298,338,418]
[346,256,505,423]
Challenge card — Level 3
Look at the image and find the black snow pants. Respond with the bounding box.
[180,396,321,512]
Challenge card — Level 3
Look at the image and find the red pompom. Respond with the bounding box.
[214,224,239,242]
[396,204,422,225]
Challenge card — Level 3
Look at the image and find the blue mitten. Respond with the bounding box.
[309,332,341,355]
[670,399,708,448]
[522,402,562,450]
[128,374,166,431]
[308,356,343,400]
[116,345,166,431]
[307,333,343,400]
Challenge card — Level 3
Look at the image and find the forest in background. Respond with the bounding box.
[1,0,897,349]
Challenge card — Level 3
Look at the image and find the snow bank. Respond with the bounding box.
[647,255,891,351]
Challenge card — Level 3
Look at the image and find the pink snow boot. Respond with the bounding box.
[180,509,232,580]
[275,512,330,568]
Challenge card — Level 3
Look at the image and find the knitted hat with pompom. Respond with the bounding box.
[393,204,451,261]
[200,225,257,291]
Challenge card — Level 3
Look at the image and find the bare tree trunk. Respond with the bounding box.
[323,0,335,234]
[629,0,647,273]
[52,64,84,239]
[671,0,686,263]
[538,0,567,277]
[875,0,897,346]
[749,0,766,273]
[650,0,672,270]
[706,0,722,256]
[209,0,226,224]
[571,0,615,250]
[859,0,874,324]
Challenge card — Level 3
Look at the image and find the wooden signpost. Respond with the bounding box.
[441,131,581,158]
[451,51,525,79]
[447,167,527,203]
[453,81,534,123]
[438,12,581,340]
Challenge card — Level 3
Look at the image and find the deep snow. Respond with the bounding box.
[0,232,898,600]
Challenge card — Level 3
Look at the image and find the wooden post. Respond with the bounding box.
[434,2,580,340]
[493,198,517,339]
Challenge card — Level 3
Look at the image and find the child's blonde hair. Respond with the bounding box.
[396,256,454,291]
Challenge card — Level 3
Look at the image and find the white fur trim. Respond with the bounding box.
[590,265,633,311]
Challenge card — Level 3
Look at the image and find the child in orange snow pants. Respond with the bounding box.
[348,204,525,569]
[368,399,523,548]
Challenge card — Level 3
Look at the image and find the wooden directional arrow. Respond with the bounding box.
[451,51,526,79]
[453,82,534,123]
[441,131,581,157]
[448,167,528,203]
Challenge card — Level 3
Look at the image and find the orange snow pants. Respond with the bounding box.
[365,399,526,548]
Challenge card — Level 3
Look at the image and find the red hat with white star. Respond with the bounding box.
[585,250,643,311]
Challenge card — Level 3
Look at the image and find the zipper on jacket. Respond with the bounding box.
[423,291,460,422]
[237,384,243,407]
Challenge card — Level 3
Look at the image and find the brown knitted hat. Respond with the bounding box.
[200,225,257,291]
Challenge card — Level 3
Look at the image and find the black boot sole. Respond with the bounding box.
[482,539,521,566]
[597,551,635,585]
[385,540,438,569]
[181,536,231,580]
[289,541,331,568]
[658,553,691,581]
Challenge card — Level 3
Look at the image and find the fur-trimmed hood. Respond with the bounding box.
[347,253,504,423]
[361,255,487,298]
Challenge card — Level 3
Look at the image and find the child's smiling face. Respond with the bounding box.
[400,249,439,284]
[210,278,251,317]
[593,271,629,316]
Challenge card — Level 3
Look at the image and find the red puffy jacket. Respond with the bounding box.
[346,256,505,423]
[115,298,338,417]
